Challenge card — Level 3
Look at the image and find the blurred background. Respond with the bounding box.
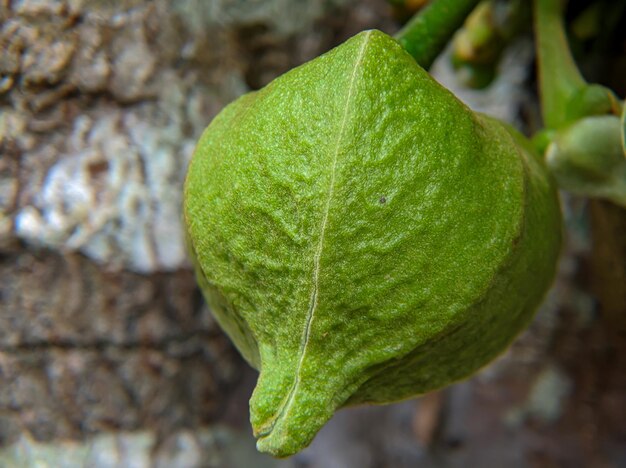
[0,0,624,467]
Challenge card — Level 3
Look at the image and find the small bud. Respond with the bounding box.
[546,115,626,206]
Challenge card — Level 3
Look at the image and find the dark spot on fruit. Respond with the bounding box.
[512,235,521,247]
[379,196,387,204]
[87,160,109,178]
[445,436,464,450]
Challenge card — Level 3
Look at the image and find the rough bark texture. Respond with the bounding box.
[0,0,624,467]
[0,248,241,442]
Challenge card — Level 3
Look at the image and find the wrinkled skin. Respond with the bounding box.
[184,30,561,457]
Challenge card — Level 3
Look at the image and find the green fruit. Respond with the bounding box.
[184,30,561,457]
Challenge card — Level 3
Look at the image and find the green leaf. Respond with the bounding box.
[184,30,561,457]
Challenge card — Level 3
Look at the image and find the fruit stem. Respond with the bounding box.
[395,0,481,69]
[533,0,587,129]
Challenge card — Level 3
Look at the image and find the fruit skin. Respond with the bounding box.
[184,29,561,457]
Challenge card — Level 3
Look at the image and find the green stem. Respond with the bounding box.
[533,0,586,129]
[395,0,481,69]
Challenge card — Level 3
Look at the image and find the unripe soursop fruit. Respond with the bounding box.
[184,30,561,457]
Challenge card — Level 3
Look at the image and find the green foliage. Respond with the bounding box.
[450,0,529,89]
[396,0,481,69]
[534,0,625,205]
[184,30,561,457]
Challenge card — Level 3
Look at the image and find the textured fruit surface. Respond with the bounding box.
[184,30,561,457]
